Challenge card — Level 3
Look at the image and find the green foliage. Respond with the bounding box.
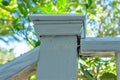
[100,72,117,80]
[26,74,36,80]
[78,57,116,80]
[80,63,96,80]
[0,48,14,65]
[2,0,11,6]
[0,0,40,48]
[0,0,120,80]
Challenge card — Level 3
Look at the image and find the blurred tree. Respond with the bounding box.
[0,48,14,66]
[0,0,120,80]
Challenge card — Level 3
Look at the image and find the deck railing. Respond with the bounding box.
[0,46,40,80]
[0,14,120,80]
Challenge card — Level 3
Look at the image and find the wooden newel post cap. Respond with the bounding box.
[29,14,85,37]
[29,14,85,80]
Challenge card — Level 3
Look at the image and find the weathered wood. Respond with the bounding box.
[81,51,115,57]
[116,52,120,80]
[37,36,77,80]
[81,37,120,56]
[8,64,37,80]
[0,46,40,80]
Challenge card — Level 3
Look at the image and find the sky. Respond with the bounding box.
[12,41,30,57]
[0,40,30,57]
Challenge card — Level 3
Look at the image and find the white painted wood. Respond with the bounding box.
[81,16,86,38]
[33,21,83,24]
[0,46,40,80]
[29,14,85,21]
[29,14,85,36]
[29,14,85,80]
[116,52,120,80]
[34,24,82,36]
[81,37,120,56]
[37,36,77,80]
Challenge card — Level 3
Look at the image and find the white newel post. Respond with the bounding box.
[30,14,85,80]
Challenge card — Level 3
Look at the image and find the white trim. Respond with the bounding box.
[29,14,85,36]
[34,24,83,36]
[29,14,85,21]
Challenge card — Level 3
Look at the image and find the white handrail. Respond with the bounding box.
[0,46,40,80]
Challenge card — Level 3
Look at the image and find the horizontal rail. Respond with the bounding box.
[0,46,40,80]
[81,37,120,56]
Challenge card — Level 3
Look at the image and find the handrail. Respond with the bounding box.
[80,37,120,56]
[0,46,40,80]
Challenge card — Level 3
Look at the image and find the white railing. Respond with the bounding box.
[0,14,119,80]
[0,37,119,80]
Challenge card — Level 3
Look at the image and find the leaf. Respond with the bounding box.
[17,1,28,17]
[88,0,92,7]
[32,0,38,4]
[24,0,30,8]
[79,3,87,10]
[87,9,95,14]
[80,64,96,80]
[76,10,83,14]
[31,5,40,13]
[2,0,10,6]
[100,72,117,80]
[85,3,89,9]
[35,40,41,47]
[9,48,14,53]
[51,0,58,5]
